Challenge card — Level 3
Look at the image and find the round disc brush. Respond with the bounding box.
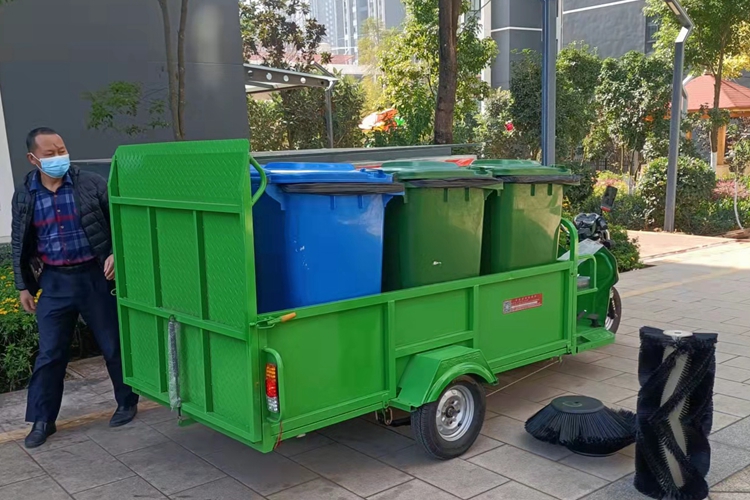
[525,395,636,457]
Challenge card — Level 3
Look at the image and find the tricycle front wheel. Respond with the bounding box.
[412,376,486,460]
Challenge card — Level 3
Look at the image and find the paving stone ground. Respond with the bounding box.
[2,241,750,499]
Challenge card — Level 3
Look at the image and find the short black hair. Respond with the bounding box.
[26,127,59,153]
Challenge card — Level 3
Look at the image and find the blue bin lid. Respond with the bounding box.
[252,162,394,184]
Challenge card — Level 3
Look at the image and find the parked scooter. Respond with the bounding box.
[573,186,621,333]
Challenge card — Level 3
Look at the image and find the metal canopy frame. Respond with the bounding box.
[244,64,338,148]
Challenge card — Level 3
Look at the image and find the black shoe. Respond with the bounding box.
[24,421,56,449]
[109,405,138,427]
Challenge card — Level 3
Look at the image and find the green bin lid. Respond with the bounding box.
[379,160,494,181]
[470,160,578,185]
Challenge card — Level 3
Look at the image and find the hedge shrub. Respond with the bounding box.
[637,156,715,231]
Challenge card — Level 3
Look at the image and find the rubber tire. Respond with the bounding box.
[607,287,622,334]
[411,376,486,460]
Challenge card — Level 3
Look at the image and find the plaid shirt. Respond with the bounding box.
[30,171,95,266]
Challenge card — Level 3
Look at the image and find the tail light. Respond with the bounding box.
[265,363,279,413]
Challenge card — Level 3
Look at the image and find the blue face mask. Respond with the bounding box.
[34,154,70,178]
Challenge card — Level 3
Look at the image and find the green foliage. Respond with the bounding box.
[84,81,168,136]
[247,97,286,151]
[609,225,644,272]
[0,266,100,393]
[731,138,750,174]
[593,170,629,197]
[509,45,602,161]
[247,74,365,151]
[376,0,497,144]
[637,156,715,231]
[595,52,672,173]
[474,89,529,159]
[607,193,650,230]
[239,0,327,68]
[562,162,597,212]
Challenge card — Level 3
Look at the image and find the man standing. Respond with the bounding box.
[11,127,138,449]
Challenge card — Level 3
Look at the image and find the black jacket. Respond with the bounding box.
[11,166,112,295]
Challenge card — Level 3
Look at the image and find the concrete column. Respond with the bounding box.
[489,0,543,89]
[0,84,14,244]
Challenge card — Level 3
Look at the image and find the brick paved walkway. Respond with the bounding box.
[2,242,750,499]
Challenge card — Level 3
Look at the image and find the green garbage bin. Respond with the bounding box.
[471,160,579,273]
[379,161,502,291]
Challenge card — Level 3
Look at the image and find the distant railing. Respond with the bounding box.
[72,144,480,179]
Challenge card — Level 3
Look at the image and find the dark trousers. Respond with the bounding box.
[25,262,138,422]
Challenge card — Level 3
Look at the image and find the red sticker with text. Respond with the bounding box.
[503,294,543,314]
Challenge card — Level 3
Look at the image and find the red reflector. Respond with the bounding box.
[266,378,278,398]
[265,363,278,398]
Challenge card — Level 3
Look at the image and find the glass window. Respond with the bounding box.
[645,16,659,53]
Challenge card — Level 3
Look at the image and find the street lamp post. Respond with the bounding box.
[540,0,558,166]
[663,0,693,232]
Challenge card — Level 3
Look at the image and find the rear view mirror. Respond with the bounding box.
[601,186,618,213]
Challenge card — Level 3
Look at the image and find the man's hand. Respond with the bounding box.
[20,290,36,313]
[104,255,115,281]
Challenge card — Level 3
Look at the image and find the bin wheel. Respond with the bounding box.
[605,287,622,333]
[412,376,486,460]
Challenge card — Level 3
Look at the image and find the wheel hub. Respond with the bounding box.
[435,386,475,442]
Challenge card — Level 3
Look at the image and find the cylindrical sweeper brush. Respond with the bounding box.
[525,395,636,456]
[634,327,717,500]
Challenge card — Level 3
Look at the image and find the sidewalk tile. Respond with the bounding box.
[480,416,571,461]
[712,466,750,492]
[381,445,508,499]
[714,395,750,418]
[592,357,638,375]
[725,357,750,371]
[34,441,133,494]
[85,419,169,456]
[0,476,73,500]
[469,446,608,500]
[462,435,504,460]
[713,412,742,433]
[716,365,750,383]
[202,441,317,495]
[72,476,166,500]
[23,429,92,456]
[368,479,460,500]
[169,477,263,499]
[275,432,334,458]
[472,481,557,500]
[0,442,45,487]
[318,419,413,458]
[118,442,224,495]
[714,380,750,402]
[579,474,648,500]
[500,382,568,403]
[486,394,545,422]
[559,453,635,481]
[152,421,241,458]
[707,441,750,487]
[549,360,622,382]
[294,444,410,497]
[266,478,359,500]
[601,373,640,392]
[712,418,750,450]
[533,373,637,404]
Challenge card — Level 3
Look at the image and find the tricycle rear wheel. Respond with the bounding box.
[606,287,622,333]
[412,376,486,460]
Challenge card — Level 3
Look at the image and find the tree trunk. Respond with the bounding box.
[710,50,725,169]
[157,0,181,141]
[434,0,461,145]
[176,0,189,140]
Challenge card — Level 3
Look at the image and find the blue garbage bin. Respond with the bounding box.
[251,162,403,313]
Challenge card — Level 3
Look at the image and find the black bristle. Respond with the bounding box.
[525,396,636,456]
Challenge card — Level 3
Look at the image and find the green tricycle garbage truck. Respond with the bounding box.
[109,140,620,459]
